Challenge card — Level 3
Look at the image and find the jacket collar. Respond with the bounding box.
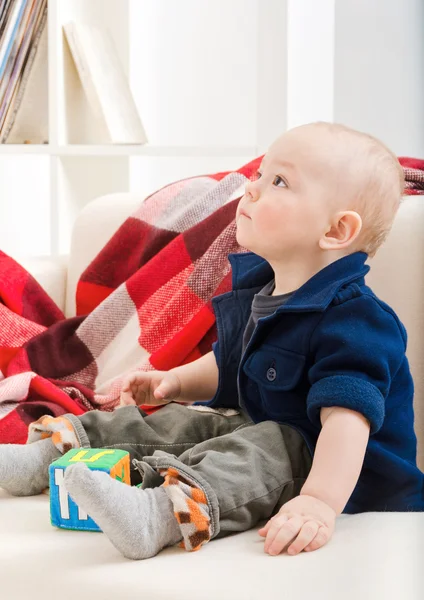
[228,251,370,312]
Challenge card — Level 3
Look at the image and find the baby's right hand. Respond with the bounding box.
[120,370,182,407]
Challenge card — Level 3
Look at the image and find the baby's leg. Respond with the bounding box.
[58,405,248,560]
[49,403,247,485]
[0,412,87,496]
[63,419,312,561]
[63,463,181,560]
[0,437,61,496]
[1,402,246,503]
[142,421,313,552]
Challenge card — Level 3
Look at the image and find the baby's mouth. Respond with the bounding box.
[238,209,251,220]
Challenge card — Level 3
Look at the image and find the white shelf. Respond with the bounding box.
[0,0,283,259]
[1,0,423,262]
[0,144,259,157]
[0,145,50,154]
[57,145,259,157]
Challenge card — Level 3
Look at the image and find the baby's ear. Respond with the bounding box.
[319,211,362,251]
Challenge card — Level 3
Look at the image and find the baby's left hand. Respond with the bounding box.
[258,494,336,556]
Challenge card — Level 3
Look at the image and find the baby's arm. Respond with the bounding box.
[300,406,370,514]
[260,295,405,556]
[168,350,219,403]
[260,407,370,556]
[121,350,219,406]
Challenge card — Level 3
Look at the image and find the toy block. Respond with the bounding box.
[49,448,130,532]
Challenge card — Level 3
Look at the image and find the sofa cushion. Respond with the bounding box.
[0,487,422,599]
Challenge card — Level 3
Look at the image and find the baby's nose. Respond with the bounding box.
[245,180,260,201]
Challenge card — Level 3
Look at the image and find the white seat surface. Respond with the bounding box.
[0,487,422,600]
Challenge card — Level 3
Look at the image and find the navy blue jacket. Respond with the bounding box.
[208,251,424,513]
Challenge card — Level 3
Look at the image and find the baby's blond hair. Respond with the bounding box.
[301,122,405,257]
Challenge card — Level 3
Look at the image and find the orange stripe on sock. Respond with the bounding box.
[191,487,207,504]
[167,468,180,479]
[51,432,63,446]
[63,418,75,431]
[186,497,210,532]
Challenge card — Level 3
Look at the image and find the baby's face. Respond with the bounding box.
[236,127,340,263]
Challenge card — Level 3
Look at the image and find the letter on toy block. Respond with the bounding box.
[49,448,130,531]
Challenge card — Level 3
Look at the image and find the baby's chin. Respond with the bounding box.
[235,228,260,255]
[236,227,304,261]
[235,225,251,248]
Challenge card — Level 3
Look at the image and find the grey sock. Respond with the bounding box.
[0,438,62,496]
[63,462,182,560]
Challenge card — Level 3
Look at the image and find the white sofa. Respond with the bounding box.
[1,192,424,600]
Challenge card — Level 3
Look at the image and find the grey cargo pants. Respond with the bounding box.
[65,403,312,541]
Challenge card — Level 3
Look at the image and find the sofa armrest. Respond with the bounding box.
[18,255,68,314]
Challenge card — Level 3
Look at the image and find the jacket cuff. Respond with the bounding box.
[307,375,385,434]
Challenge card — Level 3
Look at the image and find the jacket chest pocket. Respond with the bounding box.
[242,344,306,418]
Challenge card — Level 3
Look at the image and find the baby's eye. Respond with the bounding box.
[274,175,287,188]
[255,171,262,180]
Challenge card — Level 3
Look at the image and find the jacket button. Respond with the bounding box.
[266,367,277,382]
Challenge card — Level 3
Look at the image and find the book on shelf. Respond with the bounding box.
[0,0,27,80]
[0,0,48,144]
[63,20,148,145]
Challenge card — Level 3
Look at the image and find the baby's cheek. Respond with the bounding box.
[257,210,291,236]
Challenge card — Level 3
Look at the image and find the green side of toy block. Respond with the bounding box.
[51,448,129,470]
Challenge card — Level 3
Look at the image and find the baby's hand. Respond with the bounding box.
[258,494,336,556]
[120,370,182,407]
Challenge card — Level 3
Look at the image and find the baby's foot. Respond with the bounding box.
[64,463,182,560]
[0,438,61,496]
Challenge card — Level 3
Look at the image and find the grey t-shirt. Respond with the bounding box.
[241,279,295,354]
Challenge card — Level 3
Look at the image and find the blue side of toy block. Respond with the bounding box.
[49,464,104,532]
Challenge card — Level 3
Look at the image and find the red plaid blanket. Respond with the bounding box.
[399,157,424,194]
[0,156,261,443]
[0,155,422,444]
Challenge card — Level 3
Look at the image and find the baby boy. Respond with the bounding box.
[1,122,423,560]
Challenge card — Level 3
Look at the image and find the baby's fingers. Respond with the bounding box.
[258,518,273,537]
[132,383,147,404]
[265,515,303,556]
[154,381,174,399]
[303,526,330,553]
[121,377,132,392]
[263,514,289,553]
[120,389,136,406]
[287,520,320,555]
[121,373,140,392]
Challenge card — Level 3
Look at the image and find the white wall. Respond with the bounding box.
[129,0,258,148]
[286,0,424,157]
[287,0,335,128]
[127,0,288,199]
[334,0,424,157]
[2,0,423,259]
[0,157,50,256]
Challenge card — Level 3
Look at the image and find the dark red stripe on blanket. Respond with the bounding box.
[23,317,95,380]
